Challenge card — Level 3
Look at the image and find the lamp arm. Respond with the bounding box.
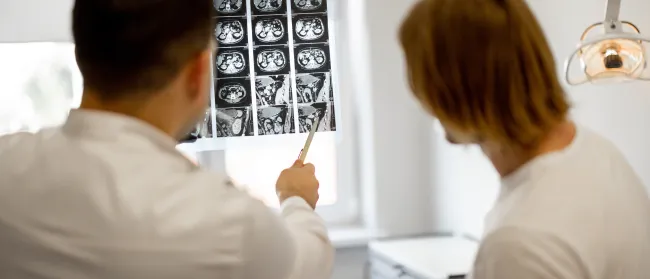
[605,0,621,23]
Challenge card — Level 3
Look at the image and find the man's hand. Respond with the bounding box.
[276,160,320,209]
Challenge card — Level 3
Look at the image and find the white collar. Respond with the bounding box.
[62,109,198,169]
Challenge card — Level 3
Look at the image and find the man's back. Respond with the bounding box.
[474,126,650,279]
[0,110,333,279]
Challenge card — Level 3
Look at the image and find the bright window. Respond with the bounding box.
[0,43,81,135]
[225,135,339,207]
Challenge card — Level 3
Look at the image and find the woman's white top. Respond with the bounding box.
[470,126,650,279]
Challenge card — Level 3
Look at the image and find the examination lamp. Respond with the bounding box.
[564,0,650,85]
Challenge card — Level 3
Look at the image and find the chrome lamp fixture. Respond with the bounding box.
[564,0,650,85]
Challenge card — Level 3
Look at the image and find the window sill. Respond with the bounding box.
[328,226,372,248]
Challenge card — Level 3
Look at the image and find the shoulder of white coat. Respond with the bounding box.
[0,128,58,172]
[0,130,42,152]
[472,226,588,279]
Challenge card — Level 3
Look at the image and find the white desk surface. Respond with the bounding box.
[369,236,479,279]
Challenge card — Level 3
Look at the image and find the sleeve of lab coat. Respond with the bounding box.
[240,196,334,279]
[470,227,588,279]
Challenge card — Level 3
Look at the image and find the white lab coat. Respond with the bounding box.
[0,109,334,279]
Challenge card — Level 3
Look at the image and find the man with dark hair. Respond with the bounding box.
[0,1,333,278]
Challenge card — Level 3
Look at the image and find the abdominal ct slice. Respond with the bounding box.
[295,17,325,41]
[216,20,245,45]
[219,83,247,104]
[231,110,244,135]
[255,19,285,43]
[294,0,322,11]
[255,0,283,12]
[297,47,327,70]
[216,0,244,14]
[216,108,248,137]
[257,50,287,72]
[217,51,246,75]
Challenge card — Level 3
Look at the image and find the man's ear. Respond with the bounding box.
[186,48,212,102]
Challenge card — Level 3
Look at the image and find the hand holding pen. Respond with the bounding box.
[275,117,322,208]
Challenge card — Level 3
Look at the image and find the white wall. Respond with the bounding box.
[349,0,437,237]
[0,0,74,42]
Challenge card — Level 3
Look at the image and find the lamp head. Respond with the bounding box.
[565,20,650,85]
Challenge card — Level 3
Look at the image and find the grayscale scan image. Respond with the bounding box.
[291,0,326,14]
[257,105,294,135]
[294,44,330,73]
[215,107,254,137]
[253,16,288,45]
[254,46,290,75]
[255,75,292,106]
[295,72,333,103]
[215,17,248,47]
[215,48,249,78]
[214,0,246,16]
[293,14,328,44]
[215,78,253,108]
[298,101,335,133]
[252,0,286,15]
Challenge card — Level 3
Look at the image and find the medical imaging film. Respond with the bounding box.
[293,14,329,44]
[214,0,247,16]
[257,105,295,135]
[295,72,333,103]
[255,75,292,106]
[254,45,291,75]
[215,48,250,78]
[215,107,254,137]
[252,15,289,46]
[291,0,327,14]
[298,101,336,133]
[181,107,214,143]
[215,17,248,48]
[294,43,331,74]
[215,77,253,108]
[252,0,287,15]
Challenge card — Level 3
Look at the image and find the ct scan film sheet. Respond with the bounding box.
[210,0,338,140]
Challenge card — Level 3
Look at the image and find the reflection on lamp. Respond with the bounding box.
[564,0,650,85]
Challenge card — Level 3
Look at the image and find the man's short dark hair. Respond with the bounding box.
[72,0,214,100]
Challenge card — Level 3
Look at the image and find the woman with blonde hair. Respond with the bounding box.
[399,0,650,278]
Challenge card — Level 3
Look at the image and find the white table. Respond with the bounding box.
[368,236,478,279]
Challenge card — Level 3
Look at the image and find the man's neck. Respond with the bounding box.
[486,121,577,177]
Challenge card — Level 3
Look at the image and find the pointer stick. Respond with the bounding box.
[298,117,321,162]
